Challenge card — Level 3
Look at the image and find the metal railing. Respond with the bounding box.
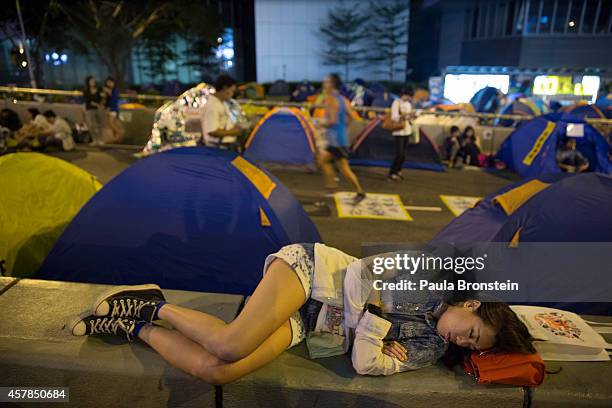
[2,85,611,125]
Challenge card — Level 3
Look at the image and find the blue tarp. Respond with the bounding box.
[496,115,612,178]
[37,147,321,295]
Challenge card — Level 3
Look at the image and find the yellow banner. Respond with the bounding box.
[522,121,556,166]
[231,156,276,199]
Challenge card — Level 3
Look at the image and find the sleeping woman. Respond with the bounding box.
[69,243,535,384]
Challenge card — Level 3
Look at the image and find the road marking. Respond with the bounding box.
[404,205,442,212]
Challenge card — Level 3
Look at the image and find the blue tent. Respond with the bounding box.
[595,94,612,119]
[350,119,444,171]
[562,102,606,120]
[470,86,500,113]
[496,115,612,178]
[244,107,316,166]
[432,173,612,314]
[37,147,321,295]
[495,98,546,126]
[433,173,612,244]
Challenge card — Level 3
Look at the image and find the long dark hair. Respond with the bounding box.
[443,301,535,367]
[463,126,475,140]
[84,76,95,93]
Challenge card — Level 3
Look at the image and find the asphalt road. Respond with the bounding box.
[49,147,518,257]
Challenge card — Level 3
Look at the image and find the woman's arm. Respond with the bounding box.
[391,99,401,122]
[351,311,447,376]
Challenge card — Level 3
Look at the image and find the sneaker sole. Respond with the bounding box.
[92,284,163,316]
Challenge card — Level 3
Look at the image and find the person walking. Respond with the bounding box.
[388,86,415,181]
[316,74,365,204]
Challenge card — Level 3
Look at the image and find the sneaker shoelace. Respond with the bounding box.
[110,298,155,319]
[89,317,134,339]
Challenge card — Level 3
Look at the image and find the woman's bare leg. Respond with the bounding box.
[138,320,292,385]
[317,150,338,189]
[157,258,305,361]
[336,158,364,194]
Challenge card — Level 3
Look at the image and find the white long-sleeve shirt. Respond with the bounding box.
[306,245,447,375]
[390,99,413,136]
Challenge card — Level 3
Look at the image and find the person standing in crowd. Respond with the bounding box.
[202,74,242,148]
[103,77,120,115]
[316,74,365,203]
[388,86,415,181]
[39,110,75,151]
[103,77,125,142]
[84,75,105,146]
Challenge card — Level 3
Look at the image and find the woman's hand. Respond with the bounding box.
[382,341,408,362]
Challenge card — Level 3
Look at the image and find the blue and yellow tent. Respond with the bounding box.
[495,98,545,126]
[562,102,606,120]
[496,114,612,178]
[433,173,612,244]
[244,107,317,166]
[38,147,321,295]
[431,173,612,314]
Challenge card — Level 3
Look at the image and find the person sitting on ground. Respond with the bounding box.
[460,126,481,166]
[69,243,535,384]
[39,110,75,151]
[444,125,462,168]
[202,74,242,148]
[0,108,22,132]
[12,108,51,150]
[316,73,366,203]
[556,137,589,173]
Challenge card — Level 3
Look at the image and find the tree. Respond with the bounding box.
[366,0,409,81]
[0,0,71,87]
[56,0,224,89]
[319,2,369,81]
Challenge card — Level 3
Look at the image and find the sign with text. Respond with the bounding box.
[334,192,412,221]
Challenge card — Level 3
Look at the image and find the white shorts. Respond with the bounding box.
[263,244,315,348]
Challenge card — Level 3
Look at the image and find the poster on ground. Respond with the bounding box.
[440,195,482,217]
[334,192,413,221]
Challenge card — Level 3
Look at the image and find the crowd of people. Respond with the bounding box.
[0,75,123,153]
[83,75,123,146]
[0,107,74,152]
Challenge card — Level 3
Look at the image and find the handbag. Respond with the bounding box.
[382,113,405,132]
[510,305,612,361]
[464,351,546,386]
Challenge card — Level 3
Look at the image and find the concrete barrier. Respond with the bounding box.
[1,278,611,407]
[0,278,242,407]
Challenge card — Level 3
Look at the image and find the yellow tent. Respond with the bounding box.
[0,153,101,277]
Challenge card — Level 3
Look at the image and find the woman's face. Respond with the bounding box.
[436,301,496,351]
[323,76,334,93]
[88,77,96,87]
[466,128,474,137]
